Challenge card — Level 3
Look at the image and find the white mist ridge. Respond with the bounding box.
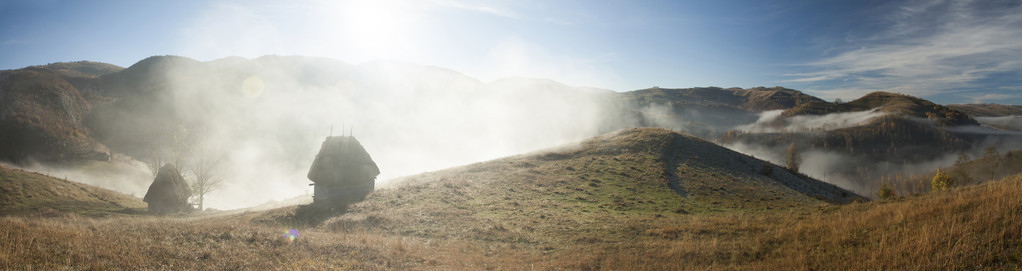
[737,108,887,133]
[976,116,1022,131]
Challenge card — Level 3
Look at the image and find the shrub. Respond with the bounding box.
[876,182,895,199]
[931,169,953,192]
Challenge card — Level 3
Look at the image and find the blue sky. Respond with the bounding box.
[2,0,1021,104]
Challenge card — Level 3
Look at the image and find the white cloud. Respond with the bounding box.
[431,0,519,19]
[971,93,1018,104]
[789,0,1022,99]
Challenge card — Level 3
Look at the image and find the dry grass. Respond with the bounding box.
[2,175,1019,270]
[0,213,422,270]
[2,128,1019,269]
[0,165,146,217]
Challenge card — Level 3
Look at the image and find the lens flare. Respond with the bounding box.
[284,229,300,244]
[241,76,265,98]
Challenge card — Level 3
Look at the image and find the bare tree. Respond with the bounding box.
[142,150,168,177]
[188,147,225,211]
[142,123,192,178]
[786,142,801,173]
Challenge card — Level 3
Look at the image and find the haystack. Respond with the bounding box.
[307,136,379,207]
[143,163,192,214]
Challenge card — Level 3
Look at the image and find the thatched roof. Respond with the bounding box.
[307,136,379,186]
[143,163,192,214]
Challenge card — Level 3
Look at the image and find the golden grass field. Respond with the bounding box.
[2,128,1020,269]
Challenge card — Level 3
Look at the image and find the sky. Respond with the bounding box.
[2,0,1021,105]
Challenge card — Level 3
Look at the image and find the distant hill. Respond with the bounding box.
[0,164,146,217]
[716,91,1022,196]
[948,103,1022,117]
[948,103,1022,131]
[0,62,119,163]
[611,86,826,138]
[782,91,977,126]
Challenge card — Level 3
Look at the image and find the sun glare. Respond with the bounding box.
[337,1,411,58]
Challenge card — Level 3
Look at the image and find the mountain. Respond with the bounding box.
[611,86,826,138]
[0,164,146,217]
[782,91,977,126]
[948,103,1022,131]
[0,62,121,163]
[948,103,1022,117]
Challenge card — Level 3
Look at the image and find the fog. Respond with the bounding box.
[976,116,1022,131]
[736,108,887,133]
[722,141,989,197]
[16,56,1022,206]
[723,112,1022,197]
[79,56,622,210]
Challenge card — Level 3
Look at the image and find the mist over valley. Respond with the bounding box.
[4,0,1022,269]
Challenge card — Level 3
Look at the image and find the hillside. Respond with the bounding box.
[949,103,1022,117]
[611,86,826,138]
[0,65,113,163]
[2,128,1021,269]
[717,92,1019,196]
[0,164,145,217]
[782,91,977,127]
[873,147,1022,196]
[324,128,861,245]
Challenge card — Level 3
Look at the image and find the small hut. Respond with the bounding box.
[307,136,379,207]
[143,163,192,214]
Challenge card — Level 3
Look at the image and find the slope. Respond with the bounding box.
[717,91,1018,196]
[0,164,146,217]
[3,130,1020,269]
[782,91,977,126]
[877,147,1022,195]
[0,64,114,163]
[326,128,862,245]
[949,103,1022,117]
[611,86,826,138]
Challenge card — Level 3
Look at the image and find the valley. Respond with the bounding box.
[2,56,1022,269]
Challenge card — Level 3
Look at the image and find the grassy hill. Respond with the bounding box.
[323,128,860,245]
[949,103,1022,117]
[0,164,145,217]
[873,147,1022,196]
[0,62,118,163]
[624,86,825,111]
[783,91,977,127]
[717,92,1017,196]
[611,86,826,138]
[2,128,1020,269]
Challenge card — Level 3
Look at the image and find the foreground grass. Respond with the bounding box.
[0,214,422,270]
[2,175,1018,269]
[1,129,1018,269]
